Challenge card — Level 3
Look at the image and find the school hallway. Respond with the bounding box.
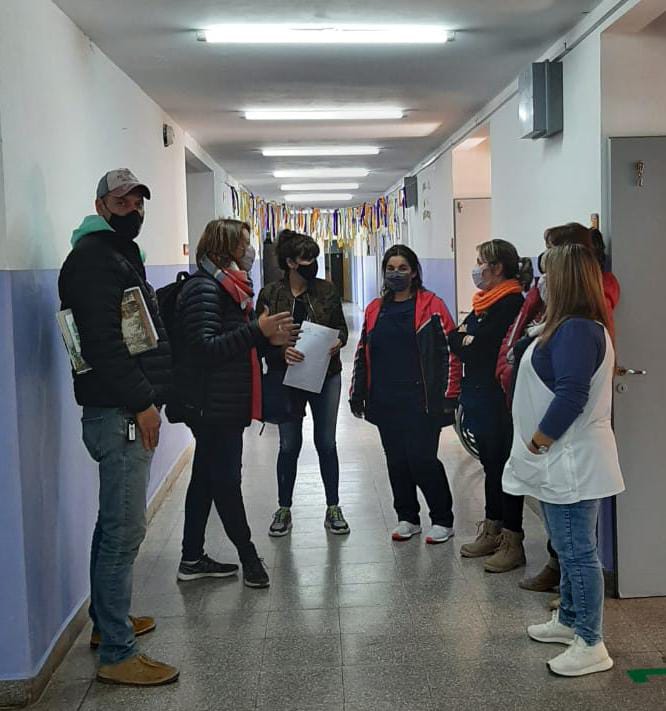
[26,308,666,711]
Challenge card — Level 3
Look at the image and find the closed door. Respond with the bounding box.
[454,198,491,323]
[610,136,666,597]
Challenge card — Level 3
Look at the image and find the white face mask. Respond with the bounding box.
[238,243,256,273]
[537,275,548,304]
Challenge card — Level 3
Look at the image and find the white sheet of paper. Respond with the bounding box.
[283,321,340,394]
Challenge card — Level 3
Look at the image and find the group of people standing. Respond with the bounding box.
[60,167,624,686]
[351,225,623,678]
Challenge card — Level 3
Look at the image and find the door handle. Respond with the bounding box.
[616,367,647,376]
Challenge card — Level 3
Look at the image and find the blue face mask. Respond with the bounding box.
[472,265,487,290]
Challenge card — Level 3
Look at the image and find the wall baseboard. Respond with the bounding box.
[0,444,193,709]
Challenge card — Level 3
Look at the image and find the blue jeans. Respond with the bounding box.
[82,407,153,665]
[277,373,341,507]
[541,499,604,646]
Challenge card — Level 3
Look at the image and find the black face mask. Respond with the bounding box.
[108,211,143,241]
[296,261,318,282]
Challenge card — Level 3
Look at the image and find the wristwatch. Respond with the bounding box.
[531,438,550,455]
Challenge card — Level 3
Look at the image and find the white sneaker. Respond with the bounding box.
[527,610,576,645]
[425,525,454,545]
[391,521,422,541]
[548,636,614,677]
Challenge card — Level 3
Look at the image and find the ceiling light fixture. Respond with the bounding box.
[198,25,455,45]
[280,183,360,191]
[246,108,403,121]
[263,146,379,157]
[285,194,354,203]
[274,168,369,178]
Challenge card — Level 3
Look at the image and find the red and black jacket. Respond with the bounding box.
[350,289,461,425]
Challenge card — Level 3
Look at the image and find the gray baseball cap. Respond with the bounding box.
[96,169,151,200]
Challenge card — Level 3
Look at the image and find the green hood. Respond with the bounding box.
[71,215,113,246]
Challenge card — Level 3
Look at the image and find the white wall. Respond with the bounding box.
[186,171,216,259]
[407,152,454,260]
[602,25,666,137]
[0,0,228,271]
[453,141,492,199]
[490,33,603,257]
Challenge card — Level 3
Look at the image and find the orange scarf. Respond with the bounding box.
[472,279,522,315]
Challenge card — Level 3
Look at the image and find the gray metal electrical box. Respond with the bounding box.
[518,61,563,139]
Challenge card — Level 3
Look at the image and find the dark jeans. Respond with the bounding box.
[378,416,454,528]
[181,424,257,564]
[474,402,525,533]
[277,372,341,507]
[82,407,153,665]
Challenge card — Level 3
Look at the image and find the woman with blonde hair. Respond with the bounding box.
[503,244,624,677]
[172,219,298,588]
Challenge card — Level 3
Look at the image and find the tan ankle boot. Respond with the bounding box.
[460,519,502,558]
[484,529,526,573]
[519,559,560,592]
[97,654,179,686]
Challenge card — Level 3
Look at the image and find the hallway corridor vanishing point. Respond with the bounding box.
[33,310,666,711]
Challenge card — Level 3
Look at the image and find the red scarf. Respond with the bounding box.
[472,279,522,315]
[203,259,262,422]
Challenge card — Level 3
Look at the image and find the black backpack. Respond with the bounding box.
[156,271,190,360]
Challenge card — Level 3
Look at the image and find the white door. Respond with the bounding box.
[610,136,666,598]
[454,198,491,323]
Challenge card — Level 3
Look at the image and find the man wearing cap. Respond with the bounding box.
[58,170,179,686]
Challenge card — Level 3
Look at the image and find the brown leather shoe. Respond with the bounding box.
[519,560,561,592]
[97,654,179,686]
[484,529,526,573]
[460,519,502,558]
[90,616,156,649]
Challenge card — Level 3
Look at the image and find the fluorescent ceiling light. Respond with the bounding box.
[246,108,403,121]
[457,137,488,150]
[263,146,379,157]
[199,25,454,45]
[285,194,354,203]
[274,168,369,178]
[281,183,360,191]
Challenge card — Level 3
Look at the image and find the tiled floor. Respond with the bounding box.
[36,308,666,710]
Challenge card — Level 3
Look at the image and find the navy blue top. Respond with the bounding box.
[368,298,423,421]
[531,318,606,440]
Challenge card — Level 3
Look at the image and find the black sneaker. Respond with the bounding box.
[324,505,350,535]
[177,554,239,582]
[243,557,270,588]
[269,507,292,537]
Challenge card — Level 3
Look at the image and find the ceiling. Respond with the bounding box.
[53,0,600,206]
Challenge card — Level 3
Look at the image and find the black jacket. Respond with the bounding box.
[257,277,348,377]
[58,230,172,413]
[173,270,267,426]
[449,293,524,391]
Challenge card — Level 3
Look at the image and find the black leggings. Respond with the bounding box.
[475,405,525,533]
[181,424,256,563]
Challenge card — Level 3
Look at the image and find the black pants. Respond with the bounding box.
[378,417,454,528]
[475,405,525,533]
[181,424,256,563]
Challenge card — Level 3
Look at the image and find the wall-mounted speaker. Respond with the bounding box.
[518,60,563,139]
[404,176,418,208]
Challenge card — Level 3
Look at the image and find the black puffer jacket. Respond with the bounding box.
[58,230,172,412]
[173,270,267,426]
